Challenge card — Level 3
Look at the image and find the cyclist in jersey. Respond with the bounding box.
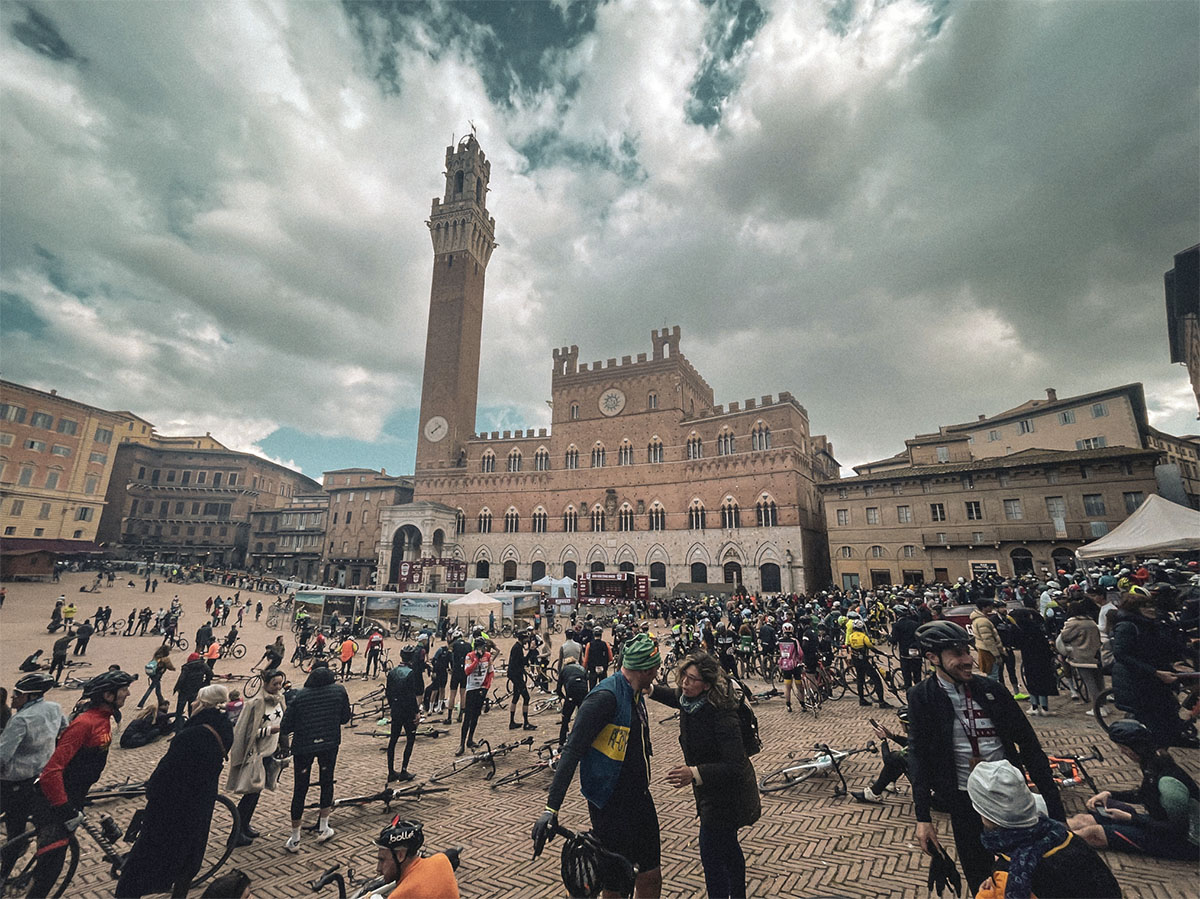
[386,647,424,782]
[777,623,802,713]
[847,619,892,709]
[29,670,133,896]
[456,636,494,756]
[507,631,538,731]
[370,819,459,899]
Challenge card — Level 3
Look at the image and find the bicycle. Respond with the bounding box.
[0,782,238,897]
[304,781,448,816]
[218,641,247,660]
[1030,747,1104,794]
[490,741,563,788]
[530,695,563,717]
[161,632,190,652]
[427,736,535,783]
[758,740,877,796]
[1092,673,1200,740]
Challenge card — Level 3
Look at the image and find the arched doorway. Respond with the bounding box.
[389,525,422,584]
[431,529,445,557]
[1051,549,1075,575]
[619,561,635,573]
[531,560,546,581]
[563,560,577,580]
[590,561,605,573]
[649,562,666,588]
[723,561,743,586]
[1010,548,1034,577]
[690,562,708,583]
[475,559,490,580]
[759,563,781,592]
[503,560,518,582]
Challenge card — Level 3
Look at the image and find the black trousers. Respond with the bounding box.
[0,779,36,881]
[388,709,417,774]
[291,748,338,820]
[945,788,994,895]
[899,657,923,691]
[852,655,883,702]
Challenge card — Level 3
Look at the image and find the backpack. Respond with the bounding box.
[144,659,158,677]
[730,679,762,756]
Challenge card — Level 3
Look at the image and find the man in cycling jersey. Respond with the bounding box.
[507,631,538,731]
[533,633,664,898]
[371,819,459,899]
[777,623,802,712]
[28,670,133,896]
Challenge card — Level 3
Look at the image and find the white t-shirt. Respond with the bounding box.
[937,674,1004,790]
[1098,601,1119,639]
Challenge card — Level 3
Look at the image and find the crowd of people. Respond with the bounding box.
[1,557,1196,898]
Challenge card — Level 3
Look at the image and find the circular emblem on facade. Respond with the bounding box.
[598,387,626,417]
[424,415,449,442]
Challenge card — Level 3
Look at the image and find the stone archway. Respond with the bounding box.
[388,524,422,584]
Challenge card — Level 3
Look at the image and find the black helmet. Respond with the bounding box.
[376,817,424,856]
[560,831,634,899]
[14,673,56,695]
[593,627,602,638]
[1107,720,1157,754]
[80,669,136,701]
[915,621,973,653]
[400,645,418,665]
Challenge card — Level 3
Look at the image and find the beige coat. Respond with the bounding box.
[1056,616,1102,668]
[969,609,1005,656]
[225,691,285,794]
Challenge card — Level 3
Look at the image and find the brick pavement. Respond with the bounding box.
[1,572,1196,897]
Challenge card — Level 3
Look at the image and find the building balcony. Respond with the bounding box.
[920,522,1095,547]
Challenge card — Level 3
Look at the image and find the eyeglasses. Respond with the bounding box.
[680,673,704,685]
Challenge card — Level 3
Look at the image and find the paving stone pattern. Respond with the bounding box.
[2,573,1196,897]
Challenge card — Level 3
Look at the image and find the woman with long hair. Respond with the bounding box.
[651,652,760,898]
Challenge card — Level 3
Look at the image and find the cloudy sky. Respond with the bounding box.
[2,0,1197,479]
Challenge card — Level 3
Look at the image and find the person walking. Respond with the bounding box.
[338,635,357,680]
[365,628,385,679]
[0,673,66,884]
[73,619,94,656]
[970,598,1005,680]
[227,669,287,847]
[532,633,665,899]
[386,647,424,782]
[847,619,892,709]
[173,652,213,731]
[1056,600,1104,713]
[279,661,351,852]
[48,632,73,685]
[444,629,470,725]
[456,635,495,755]
[653,653,760,898]
[907,621,1065,895]
[1010,606,1058,716]
[115,686,234,897]
[137,645,175,708]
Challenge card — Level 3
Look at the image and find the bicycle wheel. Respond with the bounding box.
[243,675,262,699]
[802,682,822,718]
[266,615,279,628]
[489,765,542,788]
[1,828,80,898]
[531,697,560,716]
[192,793,240,885]
[1092,688,1118,734]
[758,754,841,793]
[231,644,247,660]
[429,756,480,784]
[176,637,190,652]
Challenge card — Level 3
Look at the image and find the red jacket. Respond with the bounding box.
[39,705,114,808]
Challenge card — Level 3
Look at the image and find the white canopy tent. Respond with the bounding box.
[446,589,503,629]
[1076,494,1200,560]
[532,575,577,599]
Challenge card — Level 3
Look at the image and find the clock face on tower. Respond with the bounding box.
[424,416,449,442]
[598,387,626,417]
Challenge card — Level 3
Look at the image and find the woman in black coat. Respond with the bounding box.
[115,687,234,897]
[1010,607,1058,716]
[652,652,760,899]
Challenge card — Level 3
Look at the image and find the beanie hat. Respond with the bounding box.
[620,633,661,671]
[192,684,229,710]
[187,652,201,662]
[967,760,1039,829]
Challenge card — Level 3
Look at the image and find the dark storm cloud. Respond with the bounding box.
[0,0,1195,478]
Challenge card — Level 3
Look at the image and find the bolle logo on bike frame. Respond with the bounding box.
[591,723,629,761]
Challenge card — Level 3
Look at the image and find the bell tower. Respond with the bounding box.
[415,134,496,472]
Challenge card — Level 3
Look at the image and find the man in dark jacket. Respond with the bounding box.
[279,662,350,852]
[72,620,94,656]
[907,621,1064,895]
[890,605,922,690]
[385,647,424,782]
[555,654,589,746]
[172,653,212,731]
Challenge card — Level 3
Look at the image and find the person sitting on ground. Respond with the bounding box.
[18,650,44,672]
[970,759,1120,899]
[119,701,175,750]
[1068,719,1199,861]
[851,709,910,804]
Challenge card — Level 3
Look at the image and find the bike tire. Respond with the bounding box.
[192,793,240,885]
[1,828,80,898]
[232,644,247,660]
[266,615,279,628]
[243,675,262,699]
[1092,688,1118,734]
[531,698,560,716]
[758,757,828,793]
[176,637,190,652]
[429,757,479,784]
[490,766,540,788]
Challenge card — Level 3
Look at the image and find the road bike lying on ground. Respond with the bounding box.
[758,741,877,797]
[1029,746,1104,794]
[490,741,563,788]
[427,736,534,783]
[0,779,238,898]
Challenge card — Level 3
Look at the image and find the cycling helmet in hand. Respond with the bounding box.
[561,831,634,899]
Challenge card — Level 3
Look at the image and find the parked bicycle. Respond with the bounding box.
[758,741,877,796]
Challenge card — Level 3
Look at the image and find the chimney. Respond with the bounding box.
[977,414,986,421]
[50,389,57,396]
[1045,388,1057,402]
[380,467,387,476]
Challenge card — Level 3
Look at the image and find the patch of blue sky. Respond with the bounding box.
[686,0,766,127]
[0,291,48,338]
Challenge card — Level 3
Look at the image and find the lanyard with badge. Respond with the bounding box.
[952,687,984,769]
